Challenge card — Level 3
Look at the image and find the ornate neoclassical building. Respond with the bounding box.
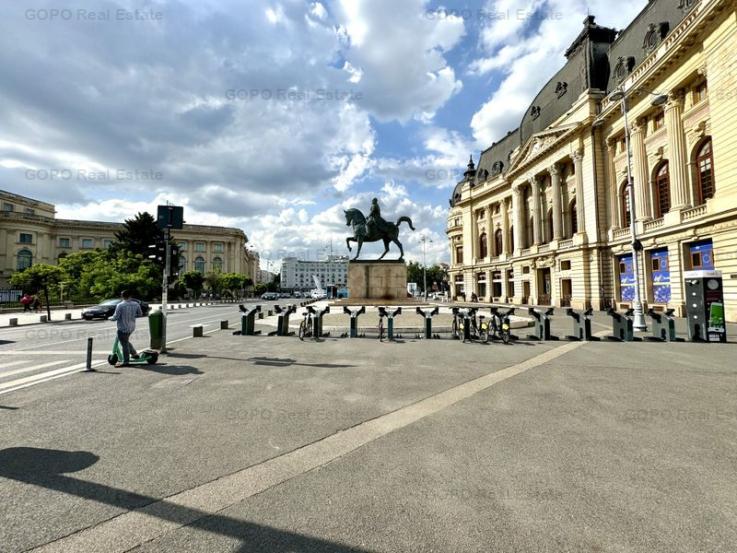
[447,0,737,321]
[0,190,259,287]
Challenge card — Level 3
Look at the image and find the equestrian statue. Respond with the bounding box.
[344,198,415,261]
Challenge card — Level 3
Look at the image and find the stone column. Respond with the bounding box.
[501,197,510,255]
[512,185,524,252]
[572,151,585,233]
[531,178,542,245]
[549,164,563,240]
[664,91,690,209]
[630,119,651,220]
[606,139,619,230]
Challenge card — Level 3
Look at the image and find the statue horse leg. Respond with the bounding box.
[346,236,354,252]
[378,237,390,260]
[353,238,363,261]
[393,238,404,261]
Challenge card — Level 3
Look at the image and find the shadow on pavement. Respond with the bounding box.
[0,447,373,553]
[135,364,204,376]
[247,357,356,369]
[0,405,18,410]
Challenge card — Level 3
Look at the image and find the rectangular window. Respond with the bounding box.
[24,208,35,215]
[693,81,707,104]
[178,242,187,251]
[560,260,571,271]
[455,246,464,265]
[689,239,714,270]
[59,238,71,248]
[2,203,13,212]
[103,239,113,248]
[649,248,671,303]
[81,238,94,249]
[653,112,665,131]
[19,233,33,244]
[618,254,635,302]
[213,242,224,253]
[195,242,206,252]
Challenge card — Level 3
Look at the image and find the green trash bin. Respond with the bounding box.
[149,310,165,350]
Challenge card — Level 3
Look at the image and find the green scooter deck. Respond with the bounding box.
[108,338,159,366]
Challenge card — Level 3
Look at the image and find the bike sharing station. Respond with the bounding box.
[143,199,728,354]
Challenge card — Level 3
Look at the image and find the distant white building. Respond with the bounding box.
[280,255,348,290]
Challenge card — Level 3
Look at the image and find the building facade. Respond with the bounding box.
[0,190,256,286]
[447,0,737,321]
[280,255,349,291]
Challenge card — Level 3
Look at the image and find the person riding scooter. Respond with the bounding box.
[110,290,142,367]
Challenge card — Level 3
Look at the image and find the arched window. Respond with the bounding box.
[494,228,503,256]
[478,233,488,259]
[654,162,671,217]
[178,255,187,272]
[212,256,223,272]
[620,181,631,227]
[694,139,714,204]
[194,256,205,273]
[17,249,33,270]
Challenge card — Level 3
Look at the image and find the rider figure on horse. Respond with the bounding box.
[366,198,389,236]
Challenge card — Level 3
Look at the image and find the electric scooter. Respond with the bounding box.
[107,337,159,366]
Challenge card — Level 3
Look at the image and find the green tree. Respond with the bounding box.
[76,250,160,301]
[10,264,65,320]
[111,211,179,275]
[218,273,247,298]
[181,271,205,299]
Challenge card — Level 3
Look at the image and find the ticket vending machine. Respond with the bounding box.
[684,270,727,343]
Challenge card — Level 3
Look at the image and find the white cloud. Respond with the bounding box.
[334,0,465,122]
[469,0,647,146]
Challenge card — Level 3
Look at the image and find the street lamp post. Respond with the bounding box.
[609,87,667,331]
[420,235,432,300]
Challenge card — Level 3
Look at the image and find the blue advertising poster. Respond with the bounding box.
[619,254,634,301]
[650,248,671,303]
[689,240,714,270]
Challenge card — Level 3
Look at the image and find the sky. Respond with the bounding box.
[0,0,647,270]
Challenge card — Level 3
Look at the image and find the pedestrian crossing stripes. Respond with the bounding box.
[0,357,107,396]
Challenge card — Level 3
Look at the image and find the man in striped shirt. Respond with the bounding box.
[111,290,143,367]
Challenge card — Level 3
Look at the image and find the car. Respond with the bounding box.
[81,298,150,321]
[260,292,278,300]
[293,291,303,298]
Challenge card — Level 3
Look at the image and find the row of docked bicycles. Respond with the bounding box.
[451,307,515,344]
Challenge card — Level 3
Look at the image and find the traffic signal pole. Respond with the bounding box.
[161,228,170,354]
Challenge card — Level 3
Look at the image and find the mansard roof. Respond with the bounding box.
[605,0,696,92]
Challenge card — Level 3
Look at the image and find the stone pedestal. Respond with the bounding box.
[348,260,407,300]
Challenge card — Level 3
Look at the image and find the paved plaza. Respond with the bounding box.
[1,310,736,552]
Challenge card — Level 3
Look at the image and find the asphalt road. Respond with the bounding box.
[0,301,284,396]
[1,324,736,553]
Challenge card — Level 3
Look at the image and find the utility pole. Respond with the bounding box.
[161,228,171,353]
[421,235,432,300]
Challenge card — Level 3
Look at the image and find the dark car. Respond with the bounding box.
[81,298,150,321]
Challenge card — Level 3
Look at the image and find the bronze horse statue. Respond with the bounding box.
[344,208,415,261]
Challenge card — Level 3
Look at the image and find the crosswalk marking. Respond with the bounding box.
[0,359,28,369]
[0,362,95,394]
[1,360,69,379]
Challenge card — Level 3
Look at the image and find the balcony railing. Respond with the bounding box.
[682,204,707,221]
[558,238,574,249]
[538,243,550,253]
[643,217,664,232]
[612,228,630,240]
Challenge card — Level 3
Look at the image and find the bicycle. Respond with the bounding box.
[489,307,513,344]
[298,309,313,341]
